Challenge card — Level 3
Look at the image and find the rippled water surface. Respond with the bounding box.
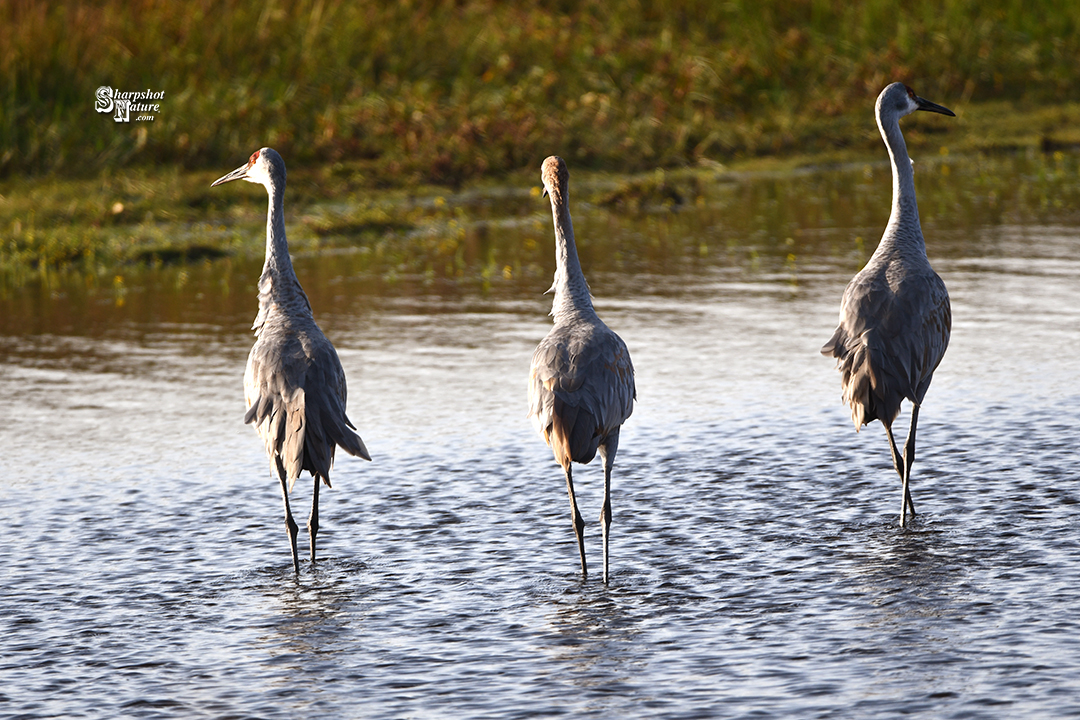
[3,155,1080,718]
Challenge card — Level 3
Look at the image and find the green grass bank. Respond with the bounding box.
[4,0,1080,286]
[4,0,1080,182]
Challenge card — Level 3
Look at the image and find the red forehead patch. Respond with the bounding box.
[248,150,260,165]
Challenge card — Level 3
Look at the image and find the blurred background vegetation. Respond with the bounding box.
[4,0,1080,285]
[3,0,1079,185]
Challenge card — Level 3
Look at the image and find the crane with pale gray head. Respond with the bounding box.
[212,148,371,572]
[822,83,954,527]
[529,156,636,583]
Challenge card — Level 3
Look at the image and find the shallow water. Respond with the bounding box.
[3,154,1080,718]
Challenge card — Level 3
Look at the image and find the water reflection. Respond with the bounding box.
[2,152,1080,719]
[253,559,367,652]
[5,152,1080,336]
[542,588,641,670]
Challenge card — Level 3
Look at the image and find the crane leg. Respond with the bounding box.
[564,464,588,579]
[308,476,320,564]
[275,458,300,574]
[883,421,903,480]
[899,405,920,528]
[599,463,612,585]
[884,420,916,523]
[598,432,619,585]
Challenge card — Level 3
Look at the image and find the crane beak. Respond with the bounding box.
[211,163,250,187]
[915,96,955,117]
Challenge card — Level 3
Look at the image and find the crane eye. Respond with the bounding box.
[249,150,260,165]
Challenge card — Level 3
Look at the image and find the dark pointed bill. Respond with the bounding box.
[210,163,250,187]
[915,96,955,117]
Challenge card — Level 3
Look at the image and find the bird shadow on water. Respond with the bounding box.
[238,554,372,589]
[831,513,976,624]
[530,578,650,703]
[225,557,379,691]
[234,555,375,624]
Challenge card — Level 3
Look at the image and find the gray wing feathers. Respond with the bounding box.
[529,320,635,467]
[245,326,370,490]
[823,268,950,428]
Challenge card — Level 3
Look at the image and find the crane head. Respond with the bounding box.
[211,148,286,190]
[905,85,955,118]
[541,155,568,203]
[878,82,955,122]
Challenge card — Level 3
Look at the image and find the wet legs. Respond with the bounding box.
[564,465,587,578]
[599,465,613,584]
[275,458,300,574]
[884,406,920,527]
[899,406,920,528]
[308,476,320,564]
[598,433,619,584]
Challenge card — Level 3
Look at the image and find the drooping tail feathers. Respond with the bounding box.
[246,385,371,491]
[546,396,600,469]
[823,328,903,430]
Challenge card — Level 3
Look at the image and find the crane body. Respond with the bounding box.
[213,148,370,572]
[823,84,954,526]
[529,156,636,582]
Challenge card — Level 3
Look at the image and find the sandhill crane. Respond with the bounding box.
[212,148,371,572]
[529,156,636,583]
[822,83,954,527]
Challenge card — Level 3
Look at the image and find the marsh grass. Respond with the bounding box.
[4,0,1080,283]
[3,0,1079,182]
[5,141,1080,298]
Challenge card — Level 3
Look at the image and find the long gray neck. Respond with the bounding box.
[549,194,595,320]
[255,181,310,330]
[877,112,925,255]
